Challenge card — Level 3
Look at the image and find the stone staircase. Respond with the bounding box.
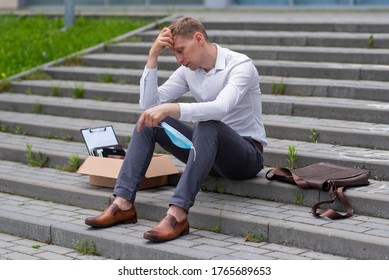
[0,14,389,260]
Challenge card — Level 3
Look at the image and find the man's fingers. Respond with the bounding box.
[136,114,144,132]
[159,28,174,48]
[137,111,157,132]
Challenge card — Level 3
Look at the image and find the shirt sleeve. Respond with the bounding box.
[179,60,258,122]
[139,66,189,110]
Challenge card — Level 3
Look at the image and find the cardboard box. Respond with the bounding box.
[77,154,179,189]
[78,125,179,189]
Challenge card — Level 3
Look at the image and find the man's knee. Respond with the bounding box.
[196,120,224,133]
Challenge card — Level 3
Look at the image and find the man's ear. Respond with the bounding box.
[194,32,203,44]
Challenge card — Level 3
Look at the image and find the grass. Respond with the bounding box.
[287,145,298,170]
[211,225,222,233]
[60,154,82,173]
[14,125,26,135]
[0,15,149,78]
[26,143,49,168]
[0,78,11,92]
[310,128,319,143]
[0,123,9,132]
[51,85,61,96]
[73,240,100,256]
[292,189,304,205]
[368,34,374,48]
[34,101,42,114]
[271,80,286,95]
[22,70,52,80]
[99,73,114,83]
[72,83,84,99]
[243,229,266,243]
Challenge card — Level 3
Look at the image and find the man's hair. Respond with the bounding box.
[168,17,209,41]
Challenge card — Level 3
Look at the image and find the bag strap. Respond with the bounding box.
[267,168,355,220]
[311,183,353,219]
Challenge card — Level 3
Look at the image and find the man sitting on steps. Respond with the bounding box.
[84,16,267,242]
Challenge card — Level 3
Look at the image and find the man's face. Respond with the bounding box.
[171,33,201,71]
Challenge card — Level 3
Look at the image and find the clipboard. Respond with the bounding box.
[80,125,119,156]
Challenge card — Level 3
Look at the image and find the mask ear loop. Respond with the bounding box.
[191,146,197,161]
[158,124,196,161]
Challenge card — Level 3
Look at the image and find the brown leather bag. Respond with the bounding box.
[266,162,371,219]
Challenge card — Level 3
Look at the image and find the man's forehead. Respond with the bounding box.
[172,36,191,50]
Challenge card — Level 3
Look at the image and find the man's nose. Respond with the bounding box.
[175,54,184,65]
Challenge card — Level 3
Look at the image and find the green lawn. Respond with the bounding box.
[0,15,150,78]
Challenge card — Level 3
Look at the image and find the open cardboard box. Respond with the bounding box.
[77,154,179,189]
[77,125,179,189]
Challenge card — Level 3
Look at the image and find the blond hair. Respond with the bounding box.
[168,17,209,41]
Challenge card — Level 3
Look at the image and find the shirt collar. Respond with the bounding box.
[206,44,225,74]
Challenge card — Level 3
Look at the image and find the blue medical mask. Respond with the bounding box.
[160,121,196,161]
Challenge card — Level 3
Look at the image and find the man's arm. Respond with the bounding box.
[146,27,174,69]
[137,103,180,132]
[137,27,181,132]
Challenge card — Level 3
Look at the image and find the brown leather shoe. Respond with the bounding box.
[85,203,137,228]
[143,214,189,242]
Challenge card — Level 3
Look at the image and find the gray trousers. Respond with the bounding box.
[114,117,263,212]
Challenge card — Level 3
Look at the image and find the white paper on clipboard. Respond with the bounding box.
[80,125,119,155]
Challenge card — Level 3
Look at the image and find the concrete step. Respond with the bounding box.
[200,21,389,34]
[0,109,389,216]
[260,76,389,103]
[1,119,389,180]
[262,94,389,125]
[264,115,389,151]
[1,127,388,220]
[0,159,388,259]
[139,29,389,48]
[40,66,389,105]
[80,53,389,82]
[4,191,346,260]
[0,230,108,260]
[264,138,389,181]
[10,79,142,103]
[43,66,146,85]
[2,91,388,125]
[0,93,143,124]
[0,110,135,146]
[13,75,389,103]
[1,106,389,152]
[0,131,87,168]
[106,42,389,65]
[0,189,349,260]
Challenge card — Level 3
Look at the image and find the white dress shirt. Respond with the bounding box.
[139,44,267,147]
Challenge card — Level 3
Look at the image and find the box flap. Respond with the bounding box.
[145,154,179,178]
[77,154,179,180]
[77,157,122,179]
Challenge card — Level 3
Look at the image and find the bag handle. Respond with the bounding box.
[266,167,291,180]
[266,168,310,189]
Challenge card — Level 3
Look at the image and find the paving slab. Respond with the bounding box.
[0,159,388,259]
[0,192,357,260]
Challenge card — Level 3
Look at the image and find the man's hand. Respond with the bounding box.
[137,103,180,132]
[146,27,174,69]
